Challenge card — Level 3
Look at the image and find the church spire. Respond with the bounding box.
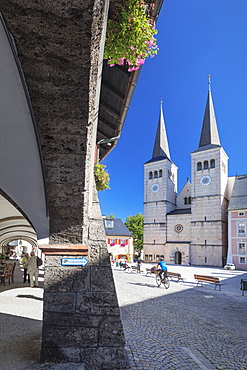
[152,99,171,159]
[198,75,221,148]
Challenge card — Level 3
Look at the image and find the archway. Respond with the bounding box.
[175,251,182,264]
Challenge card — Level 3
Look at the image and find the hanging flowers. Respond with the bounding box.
[104,0,158,72]
[94,163,110,191]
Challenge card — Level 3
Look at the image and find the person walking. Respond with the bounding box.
[26,251,39,287]
[21,253,30,283]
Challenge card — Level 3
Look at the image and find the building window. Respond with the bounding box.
[240,257,246,264]
[149,171,153,179]
[154,171,158,178]
[238,242,245,255]
[197,162,202,171]
[238,212,245,216]
[121,239,127,246]
[145,254,148,261]
[156,255,160,261]
[149,254,152,261]
[184,197,188,205]
[210,159,215,168]
[159,169,162,177]
[204,160,209,170]
[188,197,191,204]
[110,239,115,246]
[238,222,246,236]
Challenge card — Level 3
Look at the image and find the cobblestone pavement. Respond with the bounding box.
[0,261,247,369]
[113,265,247,370]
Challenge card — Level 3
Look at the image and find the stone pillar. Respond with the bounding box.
[1,0,129,367]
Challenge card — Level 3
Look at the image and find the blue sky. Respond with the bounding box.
[99,0,247,221]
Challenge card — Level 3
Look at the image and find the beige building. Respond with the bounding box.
[143,82,232,267]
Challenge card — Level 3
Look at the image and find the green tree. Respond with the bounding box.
[125,213,143,256]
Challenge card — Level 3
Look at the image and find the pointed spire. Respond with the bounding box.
[198,75,221,148]
[152,98,171,159]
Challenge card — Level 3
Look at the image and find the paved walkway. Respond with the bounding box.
[0,260,246,369]
[113,263,247,369]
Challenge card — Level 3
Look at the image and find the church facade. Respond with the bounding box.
[143,83,235,267]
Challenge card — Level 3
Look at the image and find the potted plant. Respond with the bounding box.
[104,0,158,71]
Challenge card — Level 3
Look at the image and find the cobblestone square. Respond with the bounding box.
[113,265,247,370]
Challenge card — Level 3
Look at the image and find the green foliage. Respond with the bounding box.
[104,0,158,71]
[94,163,110,191]
[125,213,144,255]
[105,213,115,219]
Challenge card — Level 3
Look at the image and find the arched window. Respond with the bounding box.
[204,160,209,170]
[197,162,202,171]
[159,169,162,177]
[149,171,153,179]
[210,159,215,168]
[154,171,158,178]
[188,197,191,204]
[184,197,188,205]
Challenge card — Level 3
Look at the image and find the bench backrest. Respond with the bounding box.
[194,274,219,283]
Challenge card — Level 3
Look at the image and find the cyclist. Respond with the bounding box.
[156,258,167,281]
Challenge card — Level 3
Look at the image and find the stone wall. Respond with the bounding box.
[1,1,129,367]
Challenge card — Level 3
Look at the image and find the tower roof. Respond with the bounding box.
[152,101,170,160]
[198,79,221,149]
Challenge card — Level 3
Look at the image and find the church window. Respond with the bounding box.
[159,169,162,177]
[149,171,153,179]
[238,242,245,255]
[184,197,188,205]
[197,162,202,171]
[204,160,209,170]
[238,222,245,236]
[154,171,158,178]
[210,159,215,168]
[188,197,191,204]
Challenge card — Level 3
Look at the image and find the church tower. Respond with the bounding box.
[190,77,229,266]
[143,101,177,262]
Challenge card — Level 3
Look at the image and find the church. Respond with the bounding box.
[143,80,237,267]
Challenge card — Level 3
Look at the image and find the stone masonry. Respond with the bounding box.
[1,1,129,367]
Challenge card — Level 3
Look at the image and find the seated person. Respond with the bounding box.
[156,258,167,280]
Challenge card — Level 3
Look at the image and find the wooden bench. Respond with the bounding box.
[146,267,157,275]
[194,274,222,291]
[131,266,143,273]
[168,272,184,282]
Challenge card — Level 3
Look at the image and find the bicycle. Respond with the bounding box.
[156,271,170,289]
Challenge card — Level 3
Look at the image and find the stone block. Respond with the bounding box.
[42,312,101,328]
[42,326,98,348]
[90,266,116,291]
[43,292,76,313]
[76,292,120,315]
[44,266,90,292]
[99,316,125,347]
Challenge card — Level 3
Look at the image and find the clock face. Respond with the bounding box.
[151,183,160,193]
[200,175,212,186]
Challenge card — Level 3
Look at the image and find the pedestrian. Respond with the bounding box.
[137,258,142,273]
[26,251,39,287]
[21,253,30,283]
